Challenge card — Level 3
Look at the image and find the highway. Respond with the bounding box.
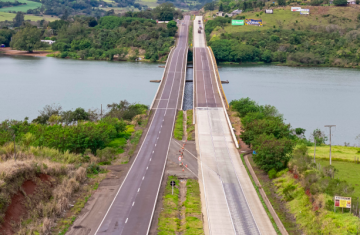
[193,16,277,235]
[94,15,190,235]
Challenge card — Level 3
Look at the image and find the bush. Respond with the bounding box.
[230,98,260,118]
[268,168,277,179]
[333,0,347,5]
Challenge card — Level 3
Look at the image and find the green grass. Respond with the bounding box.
[0,12,44,21]
[249,157,300,234]
[211,6,360,36]
[174,111,184,140]
[157,176,180,234]
[0,0,42,13]
[308,145,360,162]
[135,0,158,8]
[183,179,203,235]
[274,173,360,234]
[186,110,194,141]
[316,159,360,199]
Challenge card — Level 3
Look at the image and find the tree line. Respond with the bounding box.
[207,17,360,67]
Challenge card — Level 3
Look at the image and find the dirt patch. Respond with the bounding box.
[0,174,53,235]
[0,48,50,57]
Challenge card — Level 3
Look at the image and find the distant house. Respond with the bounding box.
[231,9,242,15]
[41,40,56,45]
[347,0,356,4]
[216,11,224,17]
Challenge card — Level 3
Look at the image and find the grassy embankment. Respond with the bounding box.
[157,176,203,234]
[206,6,360,34]
[174,111,184,140]
[250,145,360,235]
[274,171,360,234]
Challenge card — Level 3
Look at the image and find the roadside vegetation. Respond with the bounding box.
[231,97,360,234]
[0,100,149,233]
[205,3,360,68]
[186,110,195,141]
[157,176,203,234]
[174,111,184,140]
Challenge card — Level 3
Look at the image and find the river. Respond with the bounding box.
[0,55,161,121]
[219,64,360,146]
[1,55,359,145]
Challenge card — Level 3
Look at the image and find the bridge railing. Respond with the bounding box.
[207,46,229,109]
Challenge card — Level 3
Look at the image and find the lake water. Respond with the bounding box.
[1,55,359,145]
[219,64,360,146]
[0,55,161,121]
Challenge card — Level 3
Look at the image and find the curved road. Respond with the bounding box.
[95,15,190,235]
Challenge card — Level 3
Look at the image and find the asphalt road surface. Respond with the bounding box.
[94,15,190,235]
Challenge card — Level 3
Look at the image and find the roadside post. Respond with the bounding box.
[170,180,176,195]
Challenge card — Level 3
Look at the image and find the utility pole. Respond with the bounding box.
[313,137,316,163]
[101,104,103,120]
[325,125,336,165]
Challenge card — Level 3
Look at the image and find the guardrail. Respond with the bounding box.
[207,47,229,109]
[149,47,175,110]
[207,47,238,148]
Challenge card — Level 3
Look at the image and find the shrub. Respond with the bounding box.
[268,168,277,179]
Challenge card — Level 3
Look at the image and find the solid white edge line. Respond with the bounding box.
[93,20,179,235]
[125,218,128,223]
[149,47,175,110]
[196,107,212,235]
[206,47,239,148]
[145,16,189,235]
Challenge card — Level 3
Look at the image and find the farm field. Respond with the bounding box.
[206,6,360,33]
[0,12,44,21]
[0,0,41,12]
[317,159,360,199]
[308,145,360,162]
[135,0,158,8]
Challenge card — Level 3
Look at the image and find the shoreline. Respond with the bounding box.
[0,48,50,57]
[218,61,360,69]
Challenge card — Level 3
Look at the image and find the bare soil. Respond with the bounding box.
[0,48,50,57]
[0,174,52,235]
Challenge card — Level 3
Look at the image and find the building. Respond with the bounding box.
[216,11,224,17]
[231,9,242,15]
[347,0,356,4]
[41,40,56,45]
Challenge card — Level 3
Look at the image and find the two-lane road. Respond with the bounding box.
[95,15,190,235]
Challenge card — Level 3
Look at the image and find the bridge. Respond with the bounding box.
[67,15,277,235]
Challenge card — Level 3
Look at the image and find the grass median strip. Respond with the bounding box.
[186,110,195,141]
[158,176,180,234]
[174,111,184,140]
[183,179,203,235]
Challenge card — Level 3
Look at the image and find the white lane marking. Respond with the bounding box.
[138,188,140,192]
[152,151,154,153]
[150,158,152,161]
[125,218,128,223]
[146,167,148,170]
[142,176,144,180]
[132,202,135,206]
[155,144,157,147]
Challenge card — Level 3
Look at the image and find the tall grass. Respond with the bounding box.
[308,145,360,162]
[183,179,203,235]
[274,173,360,234]
[186,110,195,141]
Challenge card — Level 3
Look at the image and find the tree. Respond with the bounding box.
[13,11,24,27]
[32,104,62,124]
[204,2,215,11]
[278,0,286,6]
[219,3,224,11]
[10,25,44,52]
[230,97,259,117]
[261,50,272,63]
[252,134,295,172]
[311,129,328,145]
[333,0,347,5]
[167,20,177,36]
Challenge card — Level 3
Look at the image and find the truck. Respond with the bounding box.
[198,20,201,24]
[198,29,201,33]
